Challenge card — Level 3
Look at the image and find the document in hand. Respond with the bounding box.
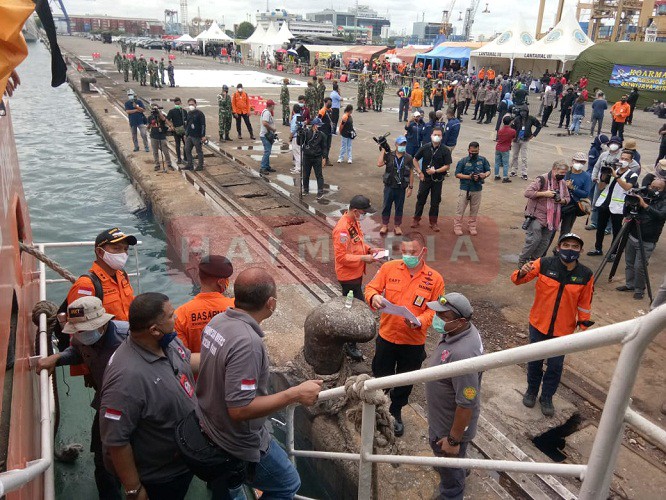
[380,297,421,327]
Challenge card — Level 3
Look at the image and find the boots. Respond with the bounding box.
[224,133,231,142]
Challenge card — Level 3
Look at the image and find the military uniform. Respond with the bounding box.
[122,57,129,82]
[357,77,366,112]
[375,79,385,112]
[280,82,290,126]
[423,78,433,107]
[147,60,157,88]
[218,92,233,141]
[317,81,326,109]
[131,58,138,81]
[305,83,317,116]
[366,78,375,111]
[138,58,147,86]
[159,59,166,86]
[114,52,122,73]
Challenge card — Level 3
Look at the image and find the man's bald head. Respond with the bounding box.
[233,268,277,313]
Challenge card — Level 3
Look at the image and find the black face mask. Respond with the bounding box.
[555,174,565,181]
[469,153,478,160]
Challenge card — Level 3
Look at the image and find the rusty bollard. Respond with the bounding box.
[304,296,377,375]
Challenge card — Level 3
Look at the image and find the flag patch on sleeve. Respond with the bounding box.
[77,287,93,296]
[104,408,122,421]
[241,379,257,391]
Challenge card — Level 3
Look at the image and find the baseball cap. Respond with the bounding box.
[426,292,473,319]
[127,89,135,96]
[557,232,584,247]
[597,134,609,144]
[413,111,421,117]
[310,117,323,126]
[95,228,138,248]
[265,99,276,107]
[609,135,623,145]
[199,255,233,278]
[62,296,114,334]
[395,135,407,145]
[572,152,587,162]
[349,194,376,214]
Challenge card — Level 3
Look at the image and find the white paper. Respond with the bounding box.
[380,298,421,327]
[372,249,389,260]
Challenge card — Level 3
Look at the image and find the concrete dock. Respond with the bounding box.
[52,36,666,499]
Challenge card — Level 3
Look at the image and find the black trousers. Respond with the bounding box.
[303,155,324,193]
[331,108,340,132]
[542,105,553,126]
[173,133,186,161]
[144,472,194,500]
[340,278,363,300]
[92,411,122,500]
[482,103,496,122]
[464,98,471,113]
[594,206,624,251]
[473,100,484,118]
[323,132,332,160]
[558,109,571,128]
[185,136,204,170]
[433,96,444,112]
[372,336,426,415]
[611,120,625,140]
[235,113,253,136]
[414,179,443,224]
[456,101,465,119]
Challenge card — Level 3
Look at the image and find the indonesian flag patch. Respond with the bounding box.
[104,408,122,421]
[77,287,94,296]
[241,379,257,391]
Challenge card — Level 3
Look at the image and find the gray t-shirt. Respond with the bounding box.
[99,336,196,483]
[195,308,271,462]
[259,108,274,138]
[425,324,483,443]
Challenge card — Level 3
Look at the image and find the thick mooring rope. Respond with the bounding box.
[19,242,77,283]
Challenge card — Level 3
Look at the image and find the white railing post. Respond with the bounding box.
[358,401,376,500]
[579,307,666,499]
[286,405,296,466]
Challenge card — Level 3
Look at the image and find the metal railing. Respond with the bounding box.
[285,306,666,499]
[0,240,142,497]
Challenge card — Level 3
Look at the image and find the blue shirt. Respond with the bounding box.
[444,118,461,147]
[125,99,147,127]
[455,155,491,192]
[565,170,592,202]
[290,113,302,134]
[572,102,585,117]
[330,90,341,109]
[591,98,608,119]
[405,120,426,155]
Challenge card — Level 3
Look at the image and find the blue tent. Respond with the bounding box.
[415,45,472,71]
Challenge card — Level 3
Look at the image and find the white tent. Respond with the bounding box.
[470,17,538,75]
[175,34,196,43]
[197,21,232,42]
[277,21,295,43]
[526,9,594,71]
[262,21,283,46]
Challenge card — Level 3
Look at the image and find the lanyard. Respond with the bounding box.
[394,155,404,173]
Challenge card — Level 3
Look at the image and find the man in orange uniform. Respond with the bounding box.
[487,67,496,84]
[511,233,594,417]
[231,83,255,140]
[478,67,486,81]
[609,94,631,141]
[175,255,235,352]
[333,195,382,361]
[67,228,137,321]
[410,82,424,114]
[365,232,445,436]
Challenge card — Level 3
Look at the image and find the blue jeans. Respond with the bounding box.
[338,137,352,161]
[225,439,300,500]
[526,324,565,399]
[260,136,272,171]
[381,186,407,226]
[569,114,583,134]
[494,150,510,178]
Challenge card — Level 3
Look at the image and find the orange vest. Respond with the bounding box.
[610,102,631,123]
[478,69,485,80]
[365,260,444,345]
[175,292,235,352]
[332,214,370,282]
[487,69,495,80]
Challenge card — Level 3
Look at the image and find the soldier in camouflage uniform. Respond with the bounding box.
[148,58,157,88]
[159,58,166,86]
[366,75,375,111]
[114,52,122,73]
[305,82,317,115]
[357,75,366,112]
[218,85,232,141]
[131,57,138,82]
[138,57,147,86]
[317,77,326,110]
[374,77,385,112]
[280,78,290,126]
[122,55,130,82]
[423,77,433,107]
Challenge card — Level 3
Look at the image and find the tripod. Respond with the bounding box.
[593,212,653,302]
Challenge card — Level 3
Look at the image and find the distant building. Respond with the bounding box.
[412,22,444,44]
[255,8,335,37]
[306,5,390,39]
[66,14,163,35]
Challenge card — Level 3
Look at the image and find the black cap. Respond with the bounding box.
[557,233,584,247]
[199,255,233,278]
[95,228,137,247]
[349,195,376,214]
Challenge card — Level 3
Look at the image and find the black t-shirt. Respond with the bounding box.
[383,152,413,189]
[414,143,452,181]
[148,113,169,139]
[301,128,325,158]
[166,107,187,127]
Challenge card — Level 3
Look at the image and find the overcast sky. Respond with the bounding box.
[60,0,582,37]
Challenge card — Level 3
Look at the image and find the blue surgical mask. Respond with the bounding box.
[397,145,406,153]
[73,328,103,346]
[432,315,445,333]
[158,331,178,349]
[559,249,580,263]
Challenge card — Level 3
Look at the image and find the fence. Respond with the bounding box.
[285,307,666,499]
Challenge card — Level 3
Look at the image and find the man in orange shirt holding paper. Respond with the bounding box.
[333,195,383,361]
[365,232,444,436]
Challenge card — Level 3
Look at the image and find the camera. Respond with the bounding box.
[373,132,391,154]
[522,215,536,230]
[624,186,655,212]
[471,167,485,185]
[599,159,619,183]
[552,191,561,203]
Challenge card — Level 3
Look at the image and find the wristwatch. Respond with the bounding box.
[125,484,143,498]
[408,185,413,189]
[447,435,461,446]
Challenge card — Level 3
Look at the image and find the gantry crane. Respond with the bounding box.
[440,0,458,36]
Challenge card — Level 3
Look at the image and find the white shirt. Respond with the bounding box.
[259,109,274,137]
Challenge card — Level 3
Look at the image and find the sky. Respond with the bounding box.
[59,0,582,38]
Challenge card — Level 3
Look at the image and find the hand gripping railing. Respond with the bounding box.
[285,305,666,500]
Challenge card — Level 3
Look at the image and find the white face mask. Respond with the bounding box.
[188,105,195,111]
[102,250,129,271]
[609,144,620,152]
[432,135,442,144]
[572,162,585,172]
[358,212,368,221]
[73,329,103,346]
[620,160,629,168]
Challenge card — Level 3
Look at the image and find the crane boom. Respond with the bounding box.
[462,0,482,41]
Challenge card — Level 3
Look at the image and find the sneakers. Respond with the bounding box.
[343,342,364,361]
[510,171,517,177]
[616,285,634,292]
[348,159,353,164]
[521,175,529,180]
[469,227,478,236]
[260,169,270,176]
[290,167,301,174]
[316,191,325,200]
[587,249,603,256]
[154,165,161,171]
[133,147,140,152]
[539,397,555,417]
[502,178,512,183]
[634,291,644,300]
[585,223,597,230]
[453,227,463,236]
[393,415,405,437]
[494,175,501,181]
[522,391,538,408]
[337,159,342,163]
[144,147,150,152]
[604,228,612,235]
[266,167,277,172]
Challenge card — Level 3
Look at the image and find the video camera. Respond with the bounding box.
[470,166,486,185]
[624,186,656,213]
[599,159,620,183]
[373,132,391,154]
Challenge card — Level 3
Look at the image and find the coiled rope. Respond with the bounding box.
[19,242,76,283]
